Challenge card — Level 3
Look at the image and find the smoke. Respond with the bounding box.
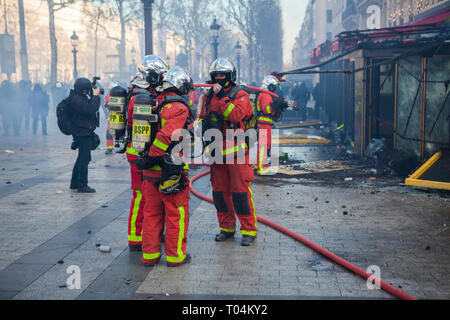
[0,80,70,137]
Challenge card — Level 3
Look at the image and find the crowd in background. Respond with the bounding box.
[0,78,326,138]
[0,80,70,136]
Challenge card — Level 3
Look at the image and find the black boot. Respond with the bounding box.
[215,231,234,242]
[167,254,191,267]
[78,185,96,193]
[129,244,142,252]
[241,235,256,246]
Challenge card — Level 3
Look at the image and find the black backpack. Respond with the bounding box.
[56,96,73,135]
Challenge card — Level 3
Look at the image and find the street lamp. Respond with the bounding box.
[210,17,221,61]
[235,40,242,83]
[71,30,79,81]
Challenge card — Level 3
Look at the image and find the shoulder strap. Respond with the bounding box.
[159,95,194,123]
[127,87,155,102]
[204,85,245,114]
[131,87,151,96]
[226,85,245,100]
[204,88,214,112]
[160,95,189,107]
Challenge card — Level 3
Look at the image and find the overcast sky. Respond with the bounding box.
[280,0,308,65]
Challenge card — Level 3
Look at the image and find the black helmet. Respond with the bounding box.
[74,78,92,94]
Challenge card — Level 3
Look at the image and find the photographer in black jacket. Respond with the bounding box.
[69,78,101,193]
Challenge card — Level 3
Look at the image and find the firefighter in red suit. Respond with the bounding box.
[125,56,170,251]
[256,75,284,175]
[134,66,193,267]
[103,93,114,154]
[198,58,257,246]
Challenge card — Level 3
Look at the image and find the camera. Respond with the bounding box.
[92,76,105,95]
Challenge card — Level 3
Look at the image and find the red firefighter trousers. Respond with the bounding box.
[106,120,114,150]
[126,152,145,245]
[210,163,257,237]
[256,124,272,175]
[141,177,190,266]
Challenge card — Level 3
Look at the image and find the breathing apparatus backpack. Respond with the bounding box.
[131,94,158,154]
[108,86,128,140]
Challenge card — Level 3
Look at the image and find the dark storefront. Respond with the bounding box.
[313,11,449,161]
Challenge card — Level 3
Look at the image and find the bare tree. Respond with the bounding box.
[225,0,258,84]
[160,0,218,79]
[46,0,74,84]
[82,0,108,76]
[255,0,283,79]
[104,0,141,79]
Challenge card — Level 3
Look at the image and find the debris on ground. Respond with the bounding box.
[277,160,364,176]
[364,138,418,177]
[56,190,63,194]
[98,245,111,253]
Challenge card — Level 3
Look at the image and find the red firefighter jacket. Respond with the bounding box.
[256,92,277,126]
[143,91,190,177]
[198,85,253,158]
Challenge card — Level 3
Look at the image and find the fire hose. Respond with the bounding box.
[194,83,279,98]
[189,166,416,300]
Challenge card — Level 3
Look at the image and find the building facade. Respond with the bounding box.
[293,0,449,70]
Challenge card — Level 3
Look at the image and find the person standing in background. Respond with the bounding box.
[69,78,101,193]
[31,84,50,136]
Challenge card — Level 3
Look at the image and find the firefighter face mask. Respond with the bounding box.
[212,73,232,88]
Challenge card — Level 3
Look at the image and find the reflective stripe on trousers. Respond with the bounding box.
[128,189,144,244]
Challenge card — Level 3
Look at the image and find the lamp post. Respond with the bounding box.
[71,31,79,81]
[235,40,242,83]
[142,0,154,55]
[210,17,221,61]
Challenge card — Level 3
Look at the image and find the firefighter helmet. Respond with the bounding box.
[130,72,150,89]
[261,75,280,92]
[160,66,193,96]
[209,58,237,82]
[138,55,170,88]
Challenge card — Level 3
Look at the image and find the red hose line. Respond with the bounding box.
[194,83,279,98]
[189,168,416,300]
